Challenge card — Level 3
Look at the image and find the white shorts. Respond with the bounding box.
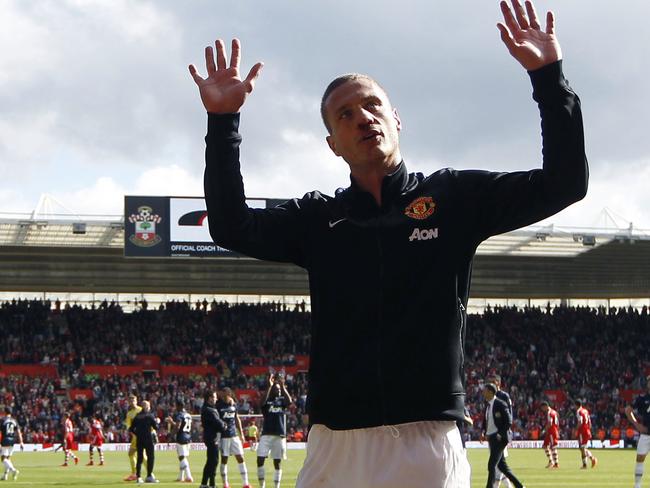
[220,437,244,456]
[176,443,190,457]
[257,435,287,460]
[296,421,471,488]
[637,434,650,456]
[0,446,14,457]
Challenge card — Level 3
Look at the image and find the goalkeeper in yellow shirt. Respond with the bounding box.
[123,394,142,481]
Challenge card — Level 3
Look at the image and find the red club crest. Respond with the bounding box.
[404,196,436,220]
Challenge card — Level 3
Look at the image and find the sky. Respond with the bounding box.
[1,0,649,231]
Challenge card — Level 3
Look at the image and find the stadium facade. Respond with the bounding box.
[1,196,649,312]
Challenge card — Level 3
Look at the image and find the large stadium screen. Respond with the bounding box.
[124,195,284,258]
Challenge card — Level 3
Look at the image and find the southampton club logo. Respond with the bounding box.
[128,206,162,247]
[404,196,436,220]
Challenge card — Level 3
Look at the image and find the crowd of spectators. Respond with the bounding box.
[463,304,649,444]
[1,299,648,445]
[0,298,310,371]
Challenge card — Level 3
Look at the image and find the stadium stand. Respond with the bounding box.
[1,299,648,446]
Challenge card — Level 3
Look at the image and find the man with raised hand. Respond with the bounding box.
[190,1,587,485]
[256,375,292,488]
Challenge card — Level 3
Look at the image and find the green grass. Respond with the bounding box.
[1,448,637,487]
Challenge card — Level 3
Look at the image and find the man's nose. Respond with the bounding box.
[356,107,375,125]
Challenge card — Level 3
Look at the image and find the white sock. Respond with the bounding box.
[257,466,265,488]
[273,469,282,488]
[635,462,644,488]
[184,462,192,480]
[238,462,249,485]
[220,463,228,485]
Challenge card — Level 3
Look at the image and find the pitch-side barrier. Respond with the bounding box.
[16,440,626,452]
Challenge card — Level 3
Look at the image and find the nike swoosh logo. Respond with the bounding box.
[328,218,347,228]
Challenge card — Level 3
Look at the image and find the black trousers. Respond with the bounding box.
[135,439,155,478]
[201,441,219,487]
[486,434,523,488]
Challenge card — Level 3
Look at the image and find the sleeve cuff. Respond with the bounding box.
[528,60,571,102]
[207,112,241,137]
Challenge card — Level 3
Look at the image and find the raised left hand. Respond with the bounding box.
[497,0,562,71]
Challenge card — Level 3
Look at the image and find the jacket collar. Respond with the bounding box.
[345,161,409,206]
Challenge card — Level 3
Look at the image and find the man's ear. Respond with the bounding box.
[326,135,340,156]
[393,108,402,132]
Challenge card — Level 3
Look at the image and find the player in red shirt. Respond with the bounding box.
[540,402,559,468]
[61,413,79,467]
[87,414,105,466]
[575,400,597,469]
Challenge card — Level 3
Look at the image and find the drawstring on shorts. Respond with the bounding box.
[386,425,400,439]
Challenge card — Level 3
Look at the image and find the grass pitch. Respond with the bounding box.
[2,448,635,487]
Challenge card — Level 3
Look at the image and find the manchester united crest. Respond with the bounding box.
[404,196,436,220]
[128,206,162,247]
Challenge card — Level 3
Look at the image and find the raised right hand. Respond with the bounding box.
[189,38,263,114]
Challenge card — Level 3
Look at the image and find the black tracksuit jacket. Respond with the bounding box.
[203,61,588,430]
[201,403,226,444]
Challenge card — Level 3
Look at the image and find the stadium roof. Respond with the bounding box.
[2,212,649,257]
[2,208,649,299]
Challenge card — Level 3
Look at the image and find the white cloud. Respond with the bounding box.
[1,0,649,233]
[46,164,203,217]
[132,164,203,198]
[541,159,650,231]
[51,176,125,216]
[63,0,177,45]
[243,127,348,199]
[0,188,31,215]
[0,4,54,86]
[0,111,60,168]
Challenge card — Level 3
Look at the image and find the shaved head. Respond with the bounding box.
[321,73,389,133]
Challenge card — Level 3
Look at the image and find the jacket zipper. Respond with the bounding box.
[457,297,467,380]
[376,213,388,425]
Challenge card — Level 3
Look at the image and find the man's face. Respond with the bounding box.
[129,396,137,408]
[324,78,401,170]
[541,404,548,413]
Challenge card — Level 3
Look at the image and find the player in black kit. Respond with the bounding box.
[216,388,251,488]
[166,400,194,482]
[190,0,587,483]
[1,407,23,481]
[200,390,226,488]
[256,375,292,488]
[625,375,650,488]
